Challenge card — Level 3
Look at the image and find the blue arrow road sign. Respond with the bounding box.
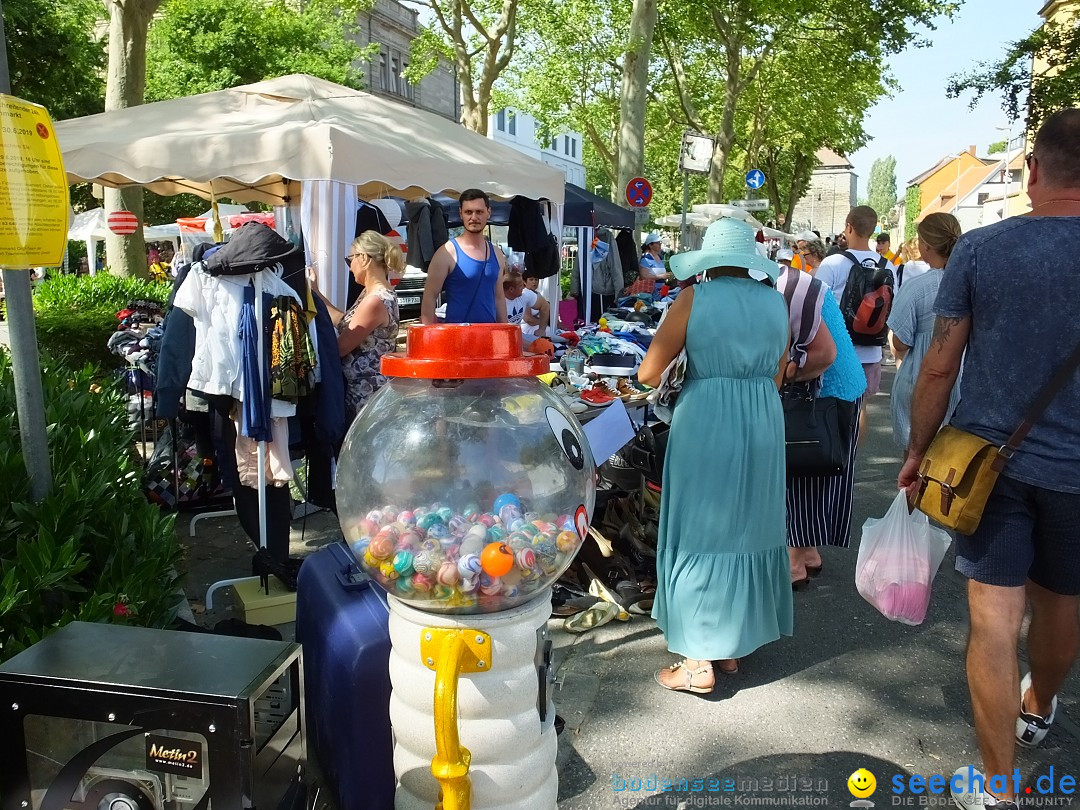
[745,169,765,189]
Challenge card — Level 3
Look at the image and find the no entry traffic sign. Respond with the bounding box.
[625,177,652,208]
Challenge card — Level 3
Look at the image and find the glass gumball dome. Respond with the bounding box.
[336,325,597,614]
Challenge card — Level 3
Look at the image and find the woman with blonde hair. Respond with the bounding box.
[310,230,404,421]
[887,212,963,449]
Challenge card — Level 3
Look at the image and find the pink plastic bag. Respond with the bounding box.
[855,491,952,626]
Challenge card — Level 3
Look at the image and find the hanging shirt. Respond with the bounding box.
[443,238,500,324]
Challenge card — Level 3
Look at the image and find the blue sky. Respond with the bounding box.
[849,0,1044,195]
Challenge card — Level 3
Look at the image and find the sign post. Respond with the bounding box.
[0,84,65,500]
[625,176,653,208]
[679,132,714,248]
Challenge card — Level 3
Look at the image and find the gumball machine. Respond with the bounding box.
[335,325,596,810]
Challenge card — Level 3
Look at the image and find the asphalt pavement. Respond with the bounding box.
[549,367,1080,809]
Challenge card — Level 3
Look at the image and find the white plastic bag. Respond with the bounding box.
[855,491,952,626]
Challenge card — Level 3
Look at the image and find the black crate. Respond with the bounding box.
[0,622,305,810]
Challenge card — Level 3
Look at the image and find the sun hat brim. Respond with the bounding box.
[669,248,781,282]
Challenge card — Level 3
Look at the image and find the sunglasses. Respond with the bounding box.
[343,253,361,268]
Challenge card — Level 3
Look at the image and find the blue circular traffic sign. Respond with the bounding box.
[625,176,653,208]
[745,169,766,190]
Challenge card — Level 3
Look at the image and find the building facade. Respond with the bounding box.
[488,109,586,188]
[790,148,858,238]
[352,0,460,122]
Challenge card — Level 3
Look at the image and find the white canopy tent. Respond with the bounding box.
[53,74,565,205]
[67,209,180,273]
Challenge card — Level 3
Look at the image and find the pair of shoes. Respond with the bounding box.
[593,379,622,399]
[654,660,714,694]
[1016,671,1058,747]
[614,378,650,401]
[791,576,811,591]
[252,548,298,593]
[950,767,1019,809]
[580,387,615,406]
[806,563,823,578]
[716,659,739,675]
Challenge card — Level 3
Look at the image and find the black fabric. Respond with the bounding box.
[563,183,635,229]
[435,194,511,227]
[155,264,196,420]
[615,230,638,288]
[526,233,561,279]
[349,203,394,307]
[405,198,450,272]
[205,222,305,277]
[508,197,549,251]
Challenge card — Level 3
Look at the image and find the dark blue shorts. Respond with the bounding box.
[955,474,1080,594]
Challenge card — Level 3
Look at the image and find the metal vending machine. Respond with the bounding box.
[334,324,597,810]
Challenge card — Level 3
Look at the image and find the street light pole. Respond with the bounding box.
[0,0,54,501]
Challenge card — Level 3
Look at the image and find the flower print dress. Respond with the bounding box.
[338,287,399,422]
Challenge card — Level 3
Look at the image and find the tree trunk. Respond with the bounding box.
[707,32,742,203]
[616,0,657,213]
[104,0,161,279]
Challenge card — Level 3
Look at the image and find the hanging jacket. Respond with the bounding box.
[615,229,638,288]
[405,198,450,271]
[310,295,345,454]
[205,222,304,277]
[591,229,623,296]
[155,263,196,419]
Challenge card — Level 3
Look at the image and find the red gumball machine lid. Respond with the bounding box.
[381,324,550,379]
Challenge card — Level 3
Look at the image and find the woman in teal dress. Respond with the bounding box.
[638,218,792,694]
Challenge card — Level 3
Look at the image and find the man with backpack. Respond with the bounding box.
[814,205,894,438]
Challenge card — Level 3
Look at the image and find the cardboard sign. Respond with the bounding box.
[0,95,70,269]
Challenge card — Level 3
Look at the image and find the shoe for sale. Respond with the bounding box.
[1016,671,1057,747]
[580,387,615,406]
[949,767,1019,810]
[615,378,649,401]
[593,379,622,399]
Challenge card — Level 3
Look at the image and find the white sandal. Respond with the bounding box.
[654,660,714,694]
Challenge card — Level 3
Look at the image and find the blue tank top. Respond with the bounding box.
[443,238,500,323]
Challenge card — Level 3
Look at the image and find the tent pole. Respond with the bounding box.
[255,271,267,551]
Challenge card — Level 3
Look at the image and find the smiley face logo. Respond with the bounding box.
[847,768,876,799]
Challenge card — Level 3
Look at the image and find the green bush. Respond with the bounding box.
[31,274,170,372]
[0,351,183,662]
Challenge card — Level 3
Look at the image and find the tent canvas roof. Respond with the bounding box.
[54,74,565,206]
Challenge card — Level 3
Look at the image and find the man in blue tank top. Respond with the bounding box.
[421,188,508,324]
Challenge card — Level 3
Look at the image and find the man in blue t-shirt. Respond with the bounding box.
[899,109,1080,810]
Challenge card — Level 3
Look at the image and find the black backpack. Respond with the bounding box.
[838,251,894,346]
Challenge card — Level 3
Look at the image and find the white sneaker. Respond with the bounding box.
[950,767,1018,809]
[1016,671,1057,748]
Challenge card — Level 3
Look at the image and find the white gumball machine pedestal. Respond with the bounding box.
[388,592,557,810]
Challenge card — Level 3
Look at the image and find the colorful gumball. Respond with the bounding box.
[411,573,434,592]
[363,550,379,569]
[479,573,502,596]
[481,542,515,577]
[500,504,523,527]
[397,510,416,525]
[459,574,480,594]
[413,549,437,575]
[369,534,394,560]
[378,561,399,581]
[457,553,482,579]
[395,578,416,597]
[418,513,443,531]
[433,584,455,601]
[436,506,454,523]
[382,504,400,518]
[448,514,468,534]
[427,522,450,540]
[392,551,415,577]
[493,493,522,514]
[488,526,506,541]
[477,513,496,528]
[556,530,579,553]
[436,561,461,587]
[516,548,536,569]
[463,503,480,520]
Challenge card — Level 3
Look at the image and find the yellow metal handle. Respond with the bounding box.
[421,628,492,810]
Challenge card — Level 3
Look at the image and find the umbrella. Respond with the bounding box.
[53,74,565,205]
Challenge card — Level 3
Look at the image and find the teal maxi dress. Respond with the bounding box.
[651,277,794,660]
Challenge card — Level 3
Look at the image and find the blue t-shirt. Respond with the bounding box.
[934,216,1080,493]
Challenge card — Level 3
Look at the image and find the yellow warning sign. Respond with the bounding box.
[0,95,70,270]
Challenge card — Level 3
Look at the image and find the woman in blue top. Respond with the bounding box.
[778,248,867,585]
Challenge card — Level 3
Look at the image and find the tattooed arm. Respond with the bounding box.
[898,315,970,490]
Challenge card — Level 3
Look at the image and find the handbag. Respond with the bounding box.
[913,339,1080,534]
[782,382,855,477]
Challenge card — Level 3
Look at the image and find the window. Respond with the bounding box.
[977,192,990,205]
[571,137,577,158]
[551,137,557,151]
[379,51,388,91]
[400,62,412,100]
[564,135,571,155]
[391,55,399,96]
[508,111,516,136]
[497,110,506,132]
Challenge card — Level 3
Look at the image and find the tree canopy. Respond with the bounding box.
[867,156,898,226]
[948,16,1079,133]
[145,0,372,101]
[2,0,105,120]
